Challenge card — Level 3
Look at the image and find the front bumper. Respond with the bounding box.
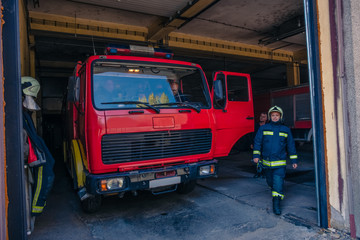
[85,159,218,195]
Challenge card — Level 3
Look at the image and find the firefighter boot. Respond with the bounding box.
[273,196,281,215]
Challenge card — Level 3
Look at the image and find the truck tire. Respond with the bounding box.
[81,195,102,213]
[177,180,196,194]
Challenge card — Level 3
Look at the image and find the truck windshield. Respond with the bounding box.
[92,61,210,110]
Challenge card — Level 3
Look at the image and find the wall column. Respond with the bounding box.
[286,62,301,86]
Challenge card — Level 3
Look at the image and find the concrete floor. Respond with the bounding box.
[28,144,352,240]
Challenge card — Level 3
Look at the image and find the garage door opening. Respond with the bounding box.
[3,0,327,239]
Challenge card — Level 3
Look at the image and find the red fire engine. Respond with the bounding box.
[63,45,254,212]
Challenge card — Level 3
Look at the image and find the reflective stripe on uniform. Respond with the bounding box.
[262,159,286,167]
[32,166,44,214]
[32,205,44,213]
[32,166,43,208]
[263,131,273,135]
[279,132,288,137]
[253,150,261,155]
[290,155,298,159]
[272,191,284,199]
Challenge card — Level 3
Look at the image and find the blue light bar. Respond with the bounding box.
[105,44,174,59]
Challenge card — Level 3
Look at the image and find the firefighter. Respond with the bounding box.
[252,106,298,215]
[168,78,181,102]
[168,78,188,102]
[252,112,268,178]
[22,76,55,234]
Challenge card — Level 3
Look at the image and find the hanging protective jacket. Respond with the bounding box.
[23,111,55,216]
[252,121,298,168]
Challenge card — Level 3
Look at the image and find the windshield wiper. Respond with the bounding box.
[153,102,201,113]
[101,101,160,114]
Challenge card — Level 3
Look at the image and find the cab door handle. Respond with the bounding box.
[246,117,254,120]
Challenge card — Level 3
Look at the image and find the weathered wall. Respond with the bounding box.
[317,0,349,232]
[317,0,360,236]
[0,1,8,239]
[342,0,360,237]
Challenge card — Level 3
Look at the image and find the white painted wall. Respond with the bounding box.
[342,0,360,237]
[317,0,350,232]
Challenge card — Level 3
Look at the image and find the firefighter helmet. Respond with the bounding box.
[21,76,40,97]
[268,105,283,120]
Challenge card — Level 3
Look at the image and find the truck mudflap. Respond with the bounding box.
[84,159,218,195]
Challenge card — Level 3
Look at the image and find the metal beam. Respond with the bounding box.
[293,48,308,64]
[147,17,169,43]
[147,0,219,41]
[167,33,294,63]
[29,11,296,63]
[259,15,305,46]
[29,11,148,42]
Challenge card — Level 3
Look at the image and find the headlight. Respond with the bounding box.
[100,177,125,191]
[199,165,215,176]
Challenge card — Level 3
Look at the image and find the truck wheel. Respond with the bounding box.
[177,180,196,194]
[81,195,102,213]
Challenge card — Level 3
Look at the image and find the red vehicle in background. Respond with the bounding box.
[63,45,254,212]
[254,84,312,142]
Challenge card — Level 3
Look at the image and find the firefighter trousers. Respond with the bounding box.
[264,167,286,199]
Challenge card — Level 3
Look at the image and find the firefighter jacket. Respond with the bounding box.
[252,121,298,168]
[23,111,55,216]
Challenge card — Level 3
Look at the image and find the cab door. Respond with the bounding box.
[212,71,254,157]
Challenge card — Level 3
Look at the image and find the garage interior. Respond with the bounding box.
[18,0,318,238]
[29,0,310,149]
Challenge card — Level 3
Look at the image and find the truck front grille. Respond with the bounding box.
[101,129,212,164]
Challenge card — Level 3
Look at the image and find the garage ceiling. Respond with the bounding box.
[28,0,308,99]
[70,0,192,18]
[64,0,305,50]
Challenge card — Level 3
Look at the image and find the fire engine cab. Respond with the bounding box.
[63,45,254,212]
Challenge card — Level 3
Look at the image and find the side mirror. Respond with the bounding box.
[74,77,80,102]
[212,72,227,111]
[66,76,75,102]
[67,76,80,102]
[214,80,224,102]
